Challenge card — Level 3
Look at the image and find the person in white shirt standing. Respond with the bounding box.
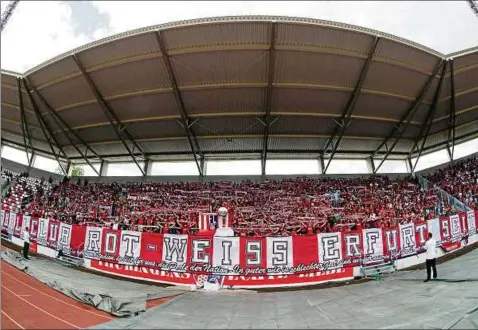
[23,227,30,260]
[424,232,437,282]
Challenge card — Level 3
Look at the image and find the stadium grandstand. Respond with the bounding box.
[1,14,477,235]
[1,14,478,329]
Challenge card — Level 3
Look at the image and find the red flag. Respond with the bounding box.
[139,232,163,267]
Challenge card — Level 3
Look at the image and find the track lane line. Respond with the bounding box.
[1,310,25,329]
[1,270,113,320]
[2,285,80,329]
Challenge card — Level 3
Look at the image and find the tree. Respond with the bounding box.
[54,164,85,177]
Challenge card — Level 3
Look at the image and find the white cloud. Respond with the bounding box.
[1,1,478,73]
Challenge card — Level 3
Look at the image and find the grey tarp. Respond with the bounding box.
[90,248,478,329]
[1,250,186,317]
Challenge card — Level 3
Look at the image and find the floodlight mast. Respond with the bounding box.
[1,0,20,32]
[468,0,478,17]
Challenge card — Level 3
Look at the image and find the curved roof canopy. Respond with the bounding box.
[1,16,477,175]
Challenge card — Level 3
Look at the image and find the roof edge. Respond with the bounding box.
[1,69,23,78]
[20,15,448,76]
[447,45,478,59]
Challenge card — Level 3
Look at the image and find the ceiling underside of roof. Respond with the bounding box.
[1,16,477,172]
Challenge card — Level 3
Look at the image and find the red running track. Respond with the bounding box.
[1,260,115,329]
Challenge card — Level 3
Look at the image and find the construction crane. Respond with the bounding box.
[468,0,478,17]
[1,0,20,32]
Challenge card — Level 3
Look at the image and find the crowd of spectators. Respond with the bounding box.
[427,156,478,210]
[17,174,451,237]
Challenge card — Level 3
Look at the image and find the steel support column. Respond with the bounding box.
[17,78,34,166]
[72,54,146,176]
[322,37,379,174]
[23,79,69,175]
[261,22,277,176]
[154,31,203,176]
[27,81,102,160]
[24,78,100,176]
[448,59,457,160]
[411,61,447,172]
[372,60,444,173]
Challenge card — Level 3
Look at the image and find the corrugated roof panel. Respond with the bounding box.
[363,62,430,99]
[393,140,413,153]
[77,32,159,69]
[435,99,451,121]
[453,51,478,71]
[50,103,105,129]
[38,75,94,109]
[150,154,195,161]
[453,68,478,92]
[200,137,262,152]
[1,120,22,136]
[27,57,78,88]
[52,131,71,146]
[375,39,441,73]
[127,120,185,139]
[272,88,350,115]
[140,139,192,154]
[336,138,381,152]
[454,120,478,139]
[274,51,364,87]
[428,120,449,136]
[193,116,263,136]
[401,125,422,140]
[455,90,478,113]
[109,93,179,120]
[182,87,265,114]
[345,120,394,138]
[353,94,411,120]
[422,77,440,104]
[21,91,34,110]
[1,86,19,105]
[1,73,18,86]
[172,50,268,86]
[163,22,270,51]
[268,153,319,160]
[91,143,128,156]
[77,126,119,143]
[88,57,171,97]
[268,137,322,151]
[276,23,374,55]
[1,106,21,122]
[424,129,448,150]
[269,116,335,135]
[455,109,478,127]
[439,72,452,101]
[411,103,432,125]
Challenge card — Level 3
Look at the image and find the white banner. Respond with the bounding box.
[318,232,343,268]
[266,236,293,273]
[427,218,441,242]
[37,218,49,244]
[362,228,384,264]
[57,223,72,250]
[118,230,142,265]
[467,211,476,235]
[449,214,462,239]
[162,234,188,271]
[212,236,240,274]
[399,223,416,257]
[8,212,16,234]
[84,226,104,259]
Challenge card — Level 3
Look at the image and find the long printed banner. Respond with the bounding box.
[1,210,477,277]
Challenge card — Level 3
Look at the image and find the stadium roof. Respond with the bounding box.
[1,15,477,176]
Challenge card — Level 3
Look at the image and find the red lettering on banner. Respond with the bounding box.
[29,217,39,239]
[47,220,60,248]
[440,216,451,241]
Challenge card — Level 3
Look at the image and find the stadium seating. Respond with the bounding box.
[21,175,451,236]
[426,156,478,210]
